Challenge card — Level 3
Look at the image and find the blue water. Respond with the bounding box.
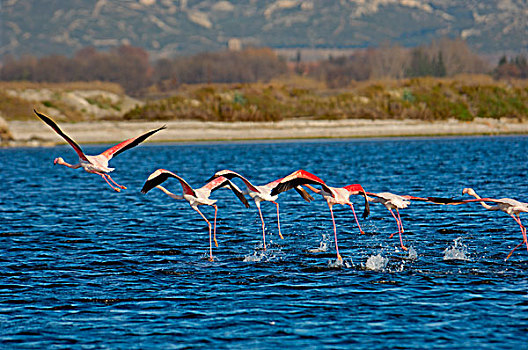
[1,136,528,349]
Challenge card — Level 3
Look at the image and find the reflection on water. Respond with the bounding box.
[1,136,528,348]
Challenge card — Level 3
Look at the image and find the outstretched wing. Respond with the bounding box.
[102,125,166,160]
[205,176,250,208]
[34,110,88,161]
[270,169,332,197]
[206,169,260,193]
[141,169,196,196]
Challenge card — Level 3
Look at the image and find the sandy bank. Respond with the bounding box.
[6,118,528,146]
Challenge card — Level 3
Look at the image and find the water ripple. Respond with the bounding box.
[1,137,528,348]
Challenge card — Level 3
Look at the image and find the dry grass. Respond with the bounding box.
[2,76,527,122]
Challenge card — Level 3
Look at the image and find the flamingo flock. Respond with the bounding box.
[35,110,528,262]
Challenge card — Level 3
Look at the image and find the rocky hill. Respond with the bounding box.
[2,0,527,59]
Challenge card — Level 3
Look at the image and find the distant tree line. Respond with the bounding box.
[153,47,288,91]
[1,37,526,95]
[494,55,528,80]
[0,46,287,95]
[0,46,151,95]
[310,38,490,87]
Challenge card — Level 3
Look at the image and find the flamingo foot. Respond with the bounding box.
[208,256,214,262]
[278,232,284,240]
[401,245,408,251]
[114,187,121,192]
[360,230,365,235]
[337,253,343,261]
[389,232,398,239]
[119,185,127,190]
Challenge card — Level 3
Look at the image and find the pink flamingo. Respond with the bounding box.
[462,187,528,260]
[34,110,165,192]
[141,169,249,261]
[207,170,314,250]
[363,192,463,251]
[270,170,370,261]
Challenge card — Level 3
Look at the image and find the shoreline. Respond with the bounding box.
[4,118,528,147]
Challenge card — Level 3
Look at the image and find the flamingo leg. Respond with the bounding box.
[98,173,121,192]
[348,203,365,234]
[389,208,407,251]
[256,202,267,251]
[388,209,402,238]
[272,201,284,239]
[328,203,342,261]
[105,174,127,190]
[505,214,528,261]
[213,205,218,248]
[193,206,214,261]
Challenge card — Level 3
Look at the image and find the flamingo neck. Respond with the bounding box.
[156,185,184,200]
[304,184,322,194]
[468,191,497,211]
[59,160,82,169]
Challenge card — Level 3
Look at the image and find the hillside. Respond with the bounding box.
[2,0,527,59]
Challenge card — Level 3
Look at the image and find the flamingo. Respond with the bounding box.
[207,169,315,250]
[270,170,370,261]
[363,192,461,251]
[462,187,528,260]
[141,169,250,261]
[34,110,165,192]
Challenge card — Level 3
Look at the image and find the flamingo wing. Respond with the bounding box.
[102,125,166,160]
[270,169,332,196]
[344,184,370,218]
[34,110,88,161]
[207,170,260,193]
[205,176,250,208]
[141,169,196,196]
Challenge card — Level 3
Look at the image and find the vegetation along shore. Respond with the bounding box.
[1,74,528,147]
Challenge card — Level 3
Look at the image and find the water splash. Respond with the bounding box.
[327,257,353,268]
[308,234,329,253]
[243,252,265,262]
[443,237,469,261]
[364,254,389,271]
[407,246,418,260]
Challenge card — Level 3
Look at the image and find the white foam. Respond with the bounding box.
[243,252,264,262]
[364,254,389,271]
[407,246,418,260]
[443,237,469,261]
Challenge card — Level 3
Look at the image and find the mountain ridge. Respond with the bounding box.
[2,0,527,59]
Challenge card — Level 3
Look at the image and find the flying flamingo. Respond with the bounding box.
[141,169,250,261]
[362,192,462,251]
[270,170,370,261]
[34,110,165,192]
[462,187,528,260]
[207,169,315,250]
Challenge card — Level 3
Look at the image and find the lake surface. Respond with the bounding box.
[1,136,528,349]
